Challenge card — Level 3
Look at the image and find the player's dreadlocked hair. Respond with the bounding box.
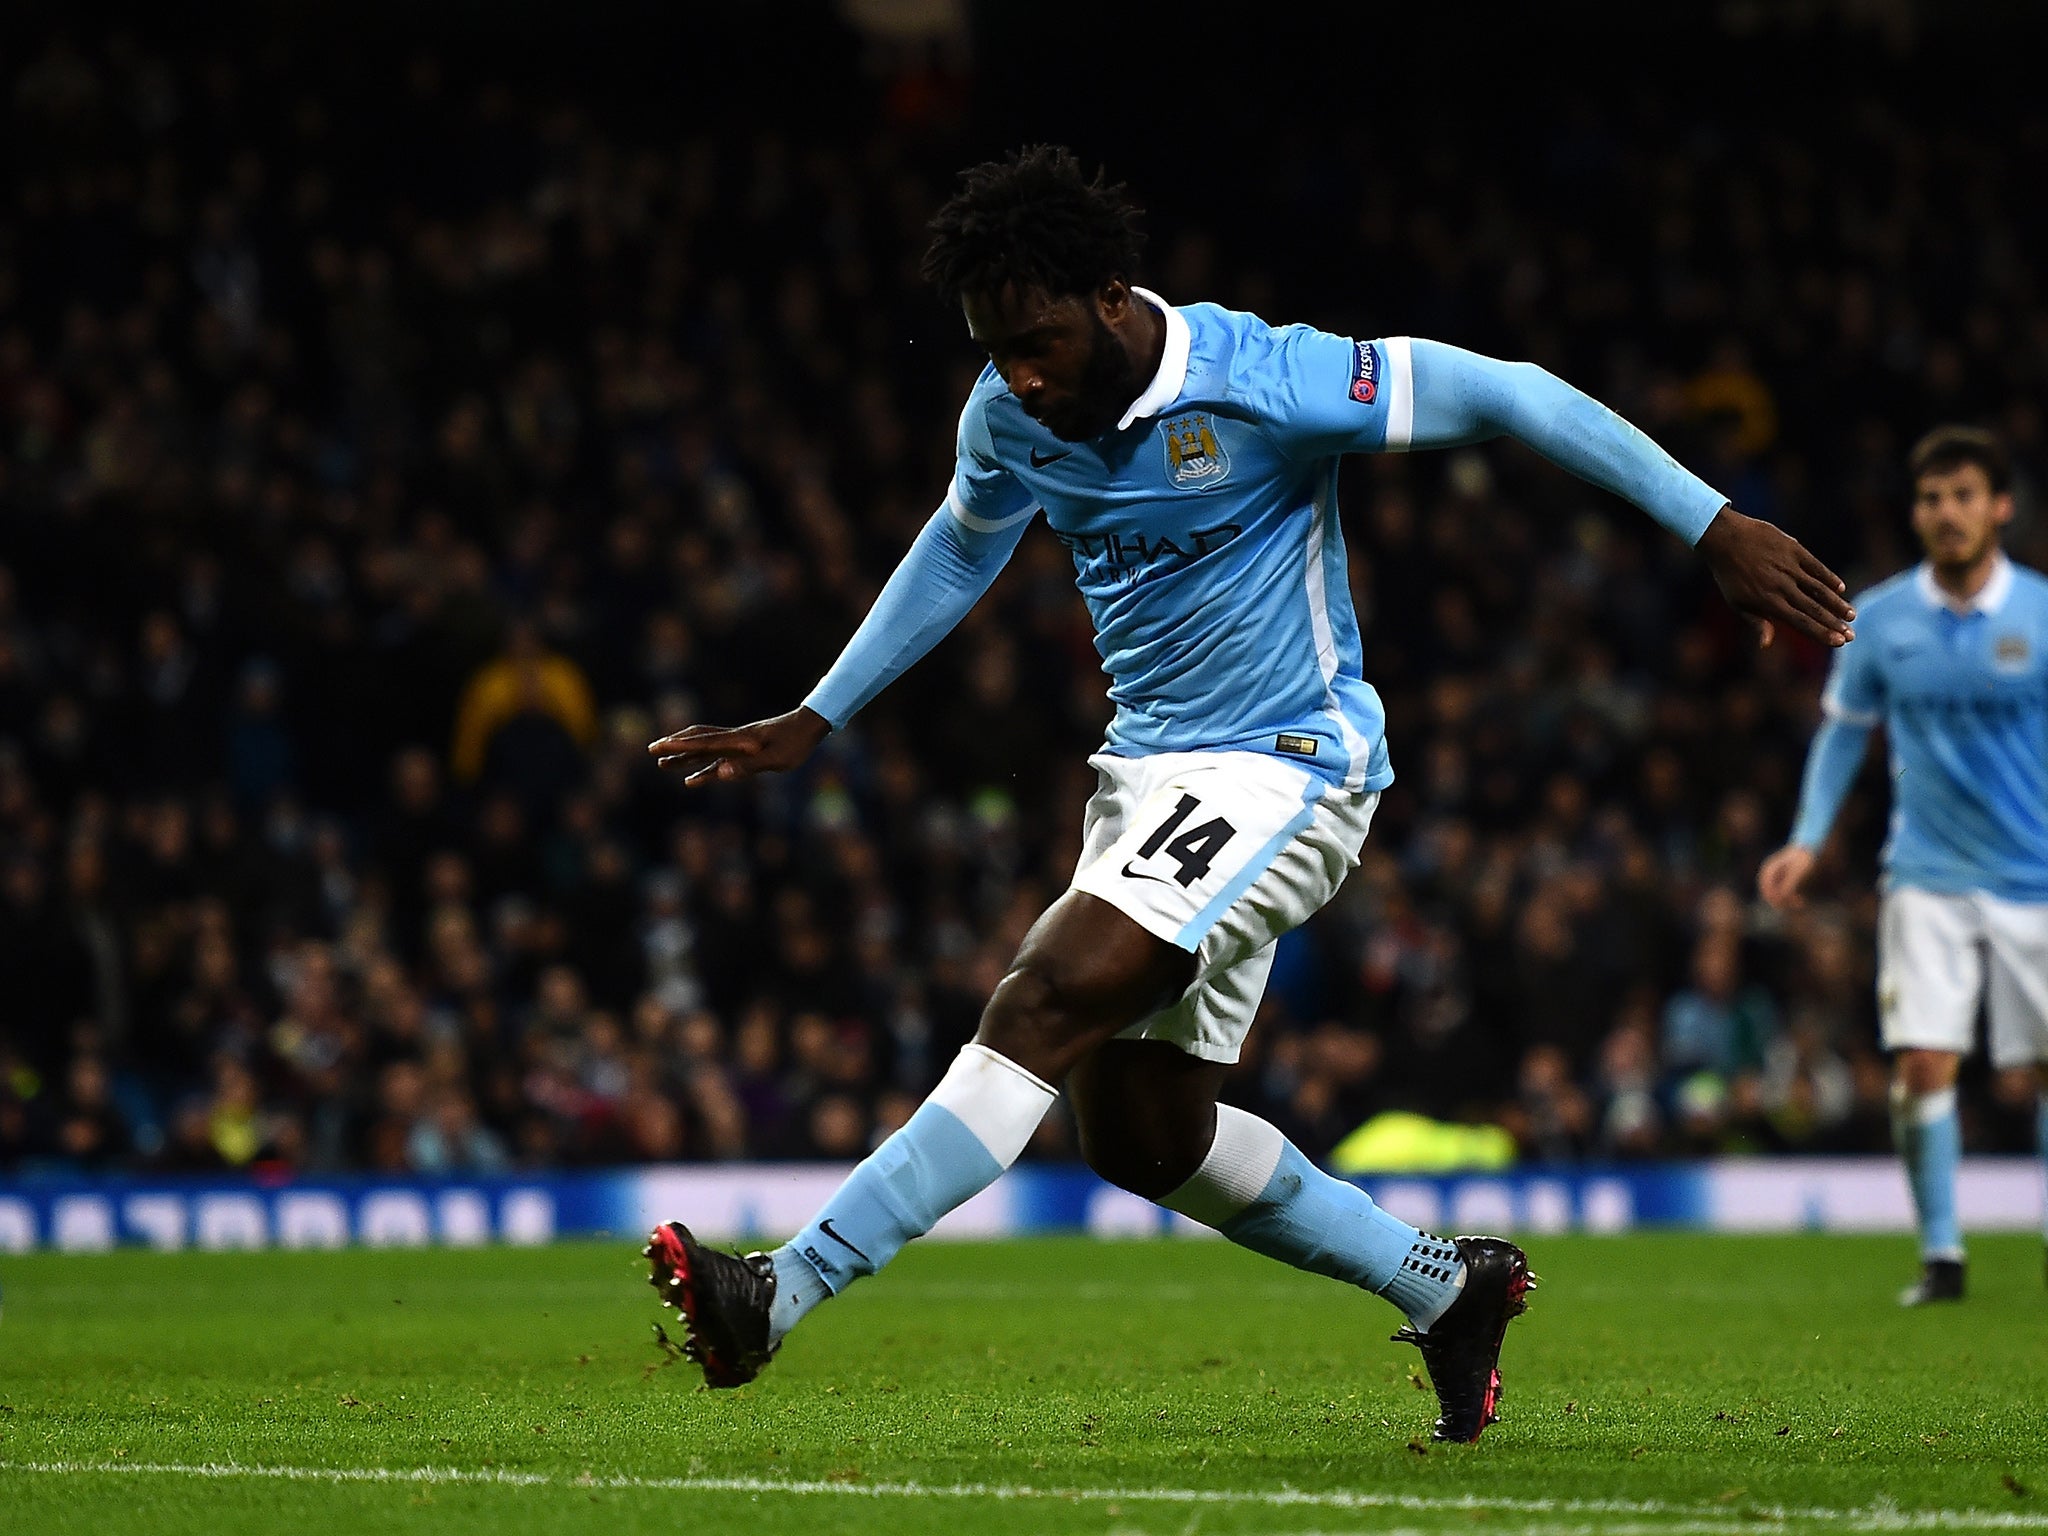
[921,145,1146,304]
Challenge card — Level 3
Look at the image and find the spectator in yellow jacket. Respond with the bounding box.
[450,620,599,794]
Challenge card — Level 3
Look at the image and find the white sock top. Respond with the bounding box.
[927,1043,1057,1167]
[1161,1103,1285,1227]
[1891,1082,1958,1125]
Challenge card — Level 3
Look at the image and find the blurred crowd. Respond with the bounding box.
[3,23,2047,1178]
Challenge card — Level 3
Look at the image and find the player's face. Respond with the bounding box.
[1911,463,2012,572]
[962,282,1147,441]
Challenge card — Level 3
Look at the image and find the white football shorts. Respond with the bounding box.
[1067,749,1378,1063]
[1877,884,2048,1068]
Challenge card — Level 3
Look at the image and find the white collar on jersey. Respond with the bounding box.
[1915,552,2013,616]
[1115,286,1191,431]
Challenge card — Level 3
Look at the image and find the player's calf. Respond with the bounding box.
[1070,1040,1227,1199]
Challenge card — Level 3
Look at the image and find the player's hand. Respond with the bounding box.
[648,707,832,786]
[1696,505,1855,649]
[1757,843,1817,911]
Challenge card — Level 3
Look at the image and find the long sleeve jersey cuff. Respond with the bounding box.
[801,502,1026,729]
[1407,339,1727,545]
[1789,715,1873,850]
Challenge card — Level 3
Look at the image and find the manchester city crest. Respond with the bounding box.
[1163,412,1231,490]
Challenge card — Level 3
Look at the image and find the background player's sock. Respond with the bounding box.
[1162,1104,1466,1329]
[766,1043,1055,1343]
[2036,1096,2048,1250]
[1891,1083,1963,1262]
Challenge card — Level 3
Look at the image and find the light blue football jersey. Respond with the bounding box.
[948,289,1411,792]
[806,287,1723,786]
[1806,556,2048,901]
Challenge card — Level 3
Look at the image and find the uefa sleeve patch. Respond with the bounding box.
[1349,340,1379,404]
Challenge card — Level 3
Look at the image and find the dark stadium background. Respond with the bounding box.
[2,0,2045,1179]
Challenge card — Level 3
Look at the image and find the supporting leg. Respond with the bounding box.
[1891,1048,1964,1266]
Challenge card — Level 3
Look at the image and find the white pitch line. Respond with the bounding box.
[1245,1527,1847,1536]
[2,1461,2046,1530]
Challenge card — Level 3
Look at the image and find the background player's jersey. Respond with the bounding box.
[950,290,1408,792]
[1806,556,2048,900]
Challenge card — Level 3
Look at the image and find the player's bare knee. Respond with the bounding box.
[976,958,1120,1077]
[1076,1118,1206,1200]
[977,939,1190,1079]
[1894,1049,1959,1096]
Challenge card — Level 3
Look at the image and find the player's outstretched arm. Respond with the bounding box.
[1402,340,1855,649]
[1759,721,1866,910]
[650,707,833,786]
[649,502,1028,785]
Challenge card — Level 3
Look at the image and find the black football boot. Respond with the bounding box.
[1391,1235,1535,1443]
[644,1220,779,1387]
[1897,1257,1965,1308]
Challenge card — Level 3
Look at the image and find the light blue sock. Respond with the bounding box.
[766,1242,835,1342]
[767,1045,1055,1344]
[1892,1084,1963,1262]
[1163,1105,1466,1327]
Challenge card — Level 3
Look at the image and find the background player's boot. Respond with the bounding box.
[644,1221,778,1386]
[1897,1257,1964,1308]
[1392,1235,1534,1443]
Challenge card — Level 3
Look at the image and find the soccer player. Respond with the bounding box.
[646,148,1855,1441]
[1760,426,2048,1307]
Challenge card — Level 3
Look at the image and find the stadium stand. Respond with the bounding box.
[2,6,2045,1174]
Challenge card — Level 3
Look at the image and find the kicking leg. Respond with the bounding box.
[1891,1047,1965,1305]
[649,891,1194,1383]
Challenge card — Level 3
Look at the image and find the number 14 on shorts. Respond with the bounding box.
[1072,752,1367,960]
[1122,793,1239,887]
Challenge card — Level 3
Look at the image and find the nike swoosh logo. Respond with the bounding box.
[1120,860,1176,885]
[1030,448,1072,468]
[818,1219,872,1264]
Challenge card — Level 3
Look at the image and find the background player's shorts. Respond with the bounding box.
[1068,750,1378,1063]
[1877,885,2048,1068]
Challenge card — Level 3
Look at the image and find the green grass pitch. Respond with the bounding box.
[1,1232,2044,1534]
